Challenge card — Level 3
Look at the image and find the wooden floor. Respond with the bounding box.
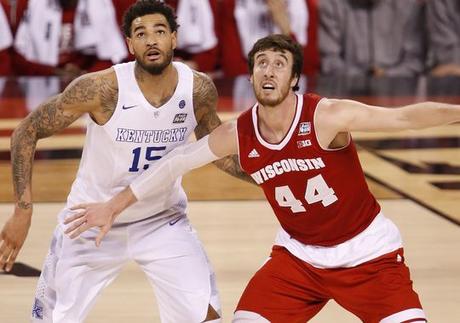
[0,200,459,322]
[0,108,459,321]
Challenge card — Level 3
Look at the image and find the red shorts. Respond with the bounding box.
[236,246,426,323]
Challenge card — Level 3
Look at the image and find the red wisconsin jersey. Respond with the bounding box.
[237,93,381,246]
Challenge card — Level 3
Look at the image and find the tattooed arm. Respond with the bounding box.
[192,71,254,184]
[0,69,118,271]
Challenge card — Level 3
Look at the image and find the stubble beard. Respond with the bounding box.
[254,84,290,107]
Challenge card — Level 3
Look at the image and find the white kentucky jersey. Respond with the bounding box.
[63,61,197,223]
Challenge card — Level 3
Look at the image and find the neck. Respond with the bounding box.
[258,92,297,143]
[134,62,175,86]
[134,62,178,107]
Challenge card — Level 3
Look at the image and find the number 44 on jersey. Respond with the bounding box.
[275,174,338,214]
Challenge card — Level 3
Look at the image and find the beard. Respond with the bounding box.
[136,48,174,75]
[256,95,286,107]
[254,82,291,107]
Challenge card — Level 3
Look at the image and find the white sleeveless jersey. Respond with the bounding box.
[62,61,197,223]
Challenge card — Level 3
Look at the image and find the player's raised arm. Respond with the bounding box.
[315,98,460,149]
[0,70,117,271]
[64,121,238,245]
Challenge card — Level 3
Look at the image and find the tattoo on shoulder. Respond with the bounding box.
[192,71,221,139]
[61,74,98,105]
[62,72,118,122]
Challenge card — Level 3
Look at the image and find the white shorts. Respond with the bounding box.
[31,213,220,323]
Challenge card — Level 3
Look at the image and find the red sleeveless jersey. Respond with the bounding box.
[237,93,381,246]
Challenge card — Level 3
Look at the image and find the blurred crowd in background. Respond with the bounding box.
[0,0,459,108]
[2,0,459,79]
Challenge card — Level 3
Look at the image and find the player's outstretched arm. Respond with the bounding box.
[0,70,116,271]
[192,71,255,184]
[315,98,460,148]
[64,121,239,245]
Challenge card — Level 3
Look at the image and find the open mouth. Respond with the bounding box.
[146,49,161,61]
[262,82,276,91]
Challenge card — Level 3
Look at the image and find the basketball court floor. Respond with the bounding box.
[1,198,459,322]
[0,79,459,322]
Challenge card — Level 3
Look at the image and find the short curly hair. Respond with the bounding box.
[122,0,178,37]
[248,34,303,91]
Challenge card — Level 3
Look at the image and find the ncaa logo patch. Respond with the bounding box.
[173,113,187,123]
[297,139,311,148]
[179,100,186,109]
[298,122,311,136]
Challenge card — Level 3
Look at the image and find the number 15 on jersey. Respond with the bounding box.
[129,146,166,172]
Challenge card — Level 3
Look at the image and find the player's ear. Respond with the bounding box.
[171,31,177,50]
[126,37,134,55]
[290,75,298,88]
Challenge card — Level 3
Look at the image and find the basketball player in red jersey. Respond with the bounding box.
[64,34,460,322]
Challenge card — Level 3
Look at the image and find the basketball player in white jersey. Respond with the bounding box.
[65,34,460,322]
[0,1,250,322]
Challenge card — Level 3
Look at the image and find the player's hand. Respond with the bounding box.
[0,210,32,272]
[64,202,116,247]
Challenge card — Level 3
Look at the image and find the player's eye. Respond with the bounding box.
[275,61,284,68]
[258,60,267,67]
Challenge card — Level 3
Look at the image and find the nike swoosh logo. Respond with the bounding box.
[169,217,182,226]
[122,105,137,110]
